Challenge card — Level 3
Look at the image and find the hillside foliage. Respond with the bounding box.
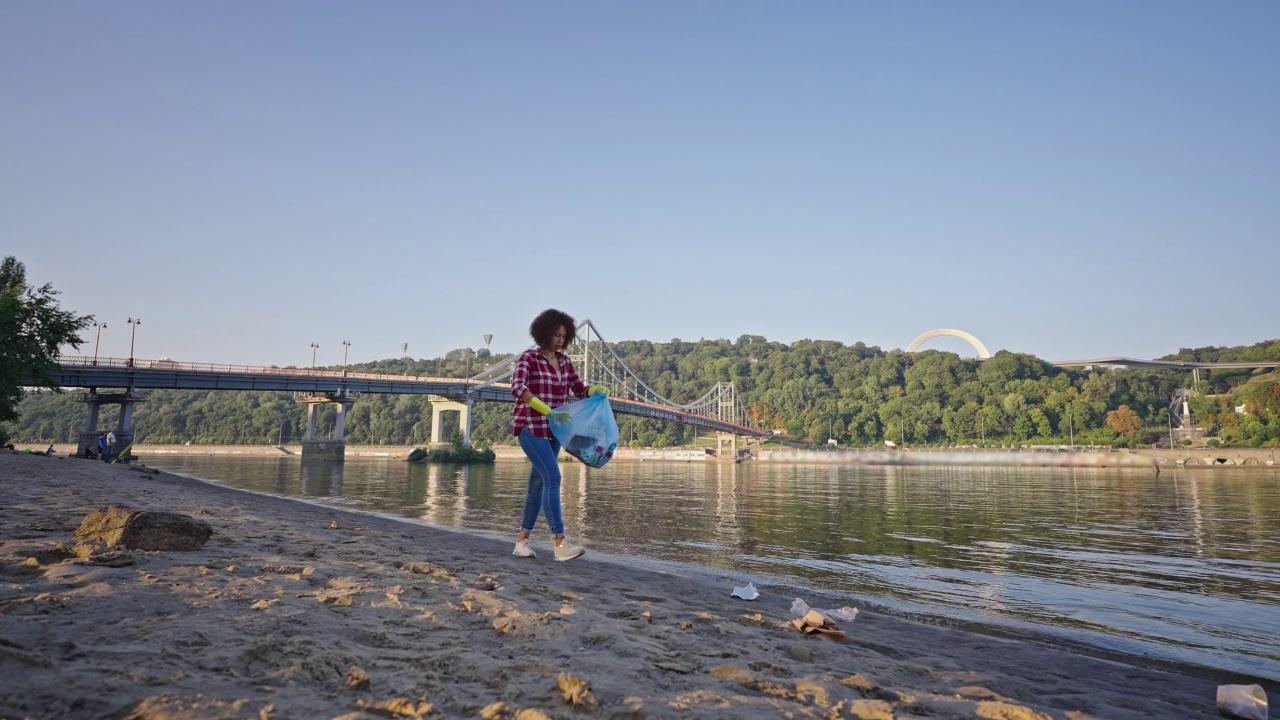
[10,336,1280,449]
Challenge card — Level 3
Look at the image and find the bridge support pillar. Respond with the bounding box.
[85,402,100,437]
[119,391,138,438]
[305,404,318,442]
[296,390,360,461]
[429,396,473,447]
[76,389,144,461]
[715,433,740,463]
[334,402,348,443]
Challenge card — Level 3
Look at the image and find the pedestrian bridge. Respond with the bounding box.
[53,355,752,433]
[51,319,761,460]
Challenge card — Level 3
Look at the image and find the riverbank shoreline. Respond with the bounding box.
[2,450,1266,718]
[41,442,1279,470]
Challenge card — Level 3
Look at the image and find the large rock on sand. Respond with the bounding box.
[74,505,213,551]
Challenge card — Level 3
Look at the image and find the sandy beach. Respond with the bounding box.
[0,451,1261,719]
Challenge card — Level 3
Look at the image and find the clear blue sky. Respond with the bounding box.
[5,2,1277,367]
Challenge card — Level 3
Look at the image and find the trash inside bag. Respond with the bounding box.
[549,393,620,469]
[731,582,759,600]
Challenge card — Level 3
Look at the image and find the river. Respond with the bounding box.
[139,454,1280,681]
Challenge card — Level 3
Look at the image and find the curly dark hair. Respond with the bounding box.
[529,308,577,349]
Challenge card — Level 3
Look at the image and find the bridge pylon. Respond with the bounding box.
[297,390,360,461]
[714,432,755,462]
[76,388,144,461]
[429,395,473,447]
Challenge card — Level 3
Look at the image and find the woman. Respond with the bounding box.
[510,308,606,561]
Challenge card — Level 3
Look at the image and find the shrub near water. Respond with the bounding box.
[408,432,495,464]
[431,444,495,464]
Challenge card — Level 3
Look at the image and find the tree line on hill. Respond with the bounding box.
[6,250,1273,450]
[10,335,1280,450]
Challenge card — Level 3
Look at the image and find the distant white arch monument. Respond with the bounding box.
[907,328,992,359]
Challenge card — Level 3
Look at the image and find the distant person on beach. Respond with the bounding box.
[46,445,54,456]
[97,434,107,460]
[104,429,117,463]
[509,308,606,562]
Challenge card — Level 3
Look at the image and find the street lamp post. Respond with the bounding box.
[342,340,351,376]
[310,343,319,369]
[92,321,107,365]
[126,318,141,367]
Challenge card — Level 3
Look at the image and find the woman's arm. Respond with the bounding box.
[511,351,533,401]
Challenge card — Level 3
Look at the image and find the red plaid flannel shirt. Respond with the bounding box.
[511,348,587,438]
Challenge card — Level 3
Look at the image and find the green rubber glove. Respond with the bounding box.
[529,396,570,424]
[588,384,609,397]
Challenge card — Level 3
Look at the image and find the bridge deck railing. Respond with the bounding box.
[57,355,463,384]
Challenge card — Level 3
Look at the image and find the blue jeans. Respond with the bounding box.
[518,428,565,538]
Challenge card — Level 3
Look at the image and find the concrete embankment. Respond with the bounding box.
[48,444,546,461]
[757,447,1278,469]
[1140,447,1278,468]
[48,444,713,462]
[757,447,1159,469]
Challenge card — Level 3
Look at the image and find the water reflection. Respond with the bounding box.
[142,455,1280,680]
[299,460,344,496]
[404,463,476,527]
[713,463,740,549]
[569,462,588,531]
[423,463,442,525]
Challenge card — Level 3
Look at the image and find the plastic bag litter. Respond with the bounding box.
[830,607,859,622]
[731,582,759,600]
[549,394,620,469]
[1217,684,1268,720]
[791,597,859,624]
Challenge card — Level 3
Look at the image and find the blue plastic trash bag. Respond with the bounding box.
[548,393,620,468]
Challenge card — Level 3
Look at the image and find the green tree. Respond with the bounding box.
[0,257,90,443]
[1028,407,1053,438]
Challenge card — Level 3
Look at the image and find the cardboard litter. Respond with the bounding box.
[792,609,845,639]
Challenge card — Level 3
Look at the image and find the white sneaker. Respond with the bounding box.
[512,539,536,559]
[554,540,585,562]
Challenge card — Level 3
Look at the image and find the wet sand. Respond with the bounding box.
[0,451,1250,719]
